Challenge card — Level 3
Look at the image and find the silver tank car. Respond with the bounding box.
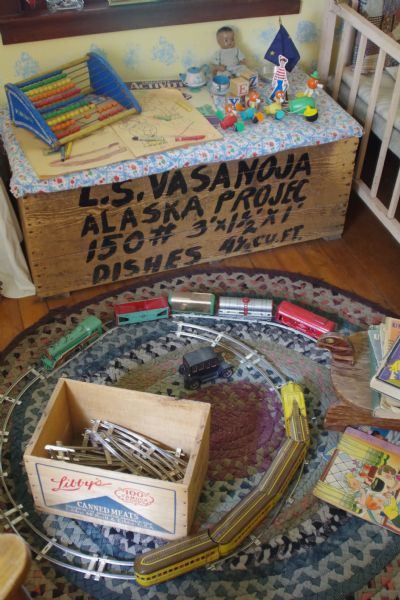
[168,292,216,315]
[217,296,273,320]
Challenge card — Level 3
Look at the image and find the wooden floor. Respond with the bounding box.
[0,192,399,354]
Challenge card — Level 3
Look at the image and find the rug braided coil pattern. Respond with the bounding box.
[1,269,399,600]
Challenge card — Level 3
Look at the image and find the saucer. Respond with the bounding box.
[207,82,229,96]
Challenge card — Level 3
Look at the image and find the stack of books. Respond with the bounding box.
[369,317,400,418]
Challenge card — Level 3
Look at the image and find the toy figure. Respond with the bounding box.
[303,70,323,97]
[247,90,261,110]
[216,104,245,131]
[236,90,264,124]
[270,55,289,101]
[212,26,247,77]
[264,90,285,120]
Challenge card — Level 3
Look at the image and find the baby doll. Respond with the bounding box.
[212,26,247,77]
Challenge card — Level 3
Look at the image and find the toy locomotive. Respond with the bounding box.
[134,381,309,586]
[41,315,102,370]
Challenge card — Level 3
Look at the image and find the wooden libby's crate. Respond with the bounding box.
[23,378,211,540]
[18,138,358,297]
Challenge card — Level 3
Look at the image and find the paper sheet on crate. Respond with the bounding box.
[12,88,222,180]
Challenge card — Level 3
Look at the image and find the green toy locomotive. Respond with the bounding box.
[41,315,103,371]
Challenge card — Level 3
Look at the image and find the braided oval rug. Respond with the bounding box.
[1,267,400,600]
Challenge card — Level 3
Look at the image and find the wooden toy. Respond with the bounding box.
[322,331,400,432]
[5,52,142,150]
[229,76,249,97]
[240,68,259,88]
[317,332,355,366]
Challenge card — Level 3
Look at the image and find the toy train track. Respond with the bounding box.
[0,322,309,584]
[172,312,318,342]
[175,321,287,389]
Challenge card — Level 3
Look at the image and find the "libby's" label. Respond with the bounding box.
[50,475,112,492]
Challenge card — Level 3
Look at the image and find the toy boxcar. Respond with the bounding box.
[114,297,169,325]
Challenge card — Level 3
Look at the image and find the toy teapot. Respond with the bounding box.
[179,65,209,88]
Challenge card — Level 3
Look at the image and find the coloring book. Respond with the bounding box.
[371,336,400,403]
[313,427,400,535]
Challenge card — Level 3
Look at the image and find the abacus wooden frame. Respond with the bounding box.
[0,0,301,45]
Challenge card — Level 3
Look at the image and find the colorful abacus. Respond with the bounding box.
[6,52,142,150]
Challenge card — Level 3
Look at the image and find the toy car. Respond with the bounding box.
[179,346,233,390]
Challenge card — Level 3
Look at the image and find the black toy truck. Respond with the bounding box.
[179,346,233,390]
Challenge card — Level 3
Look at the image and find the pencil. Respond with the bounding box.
[175,135,205,141]
[176,100,192,112]
[65,142,73,160]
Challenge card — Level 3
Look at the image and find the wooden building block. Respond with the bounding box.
[18,137,358,297]
[24,378,211,540]
[240,69,259,88]
[229,76,250,97]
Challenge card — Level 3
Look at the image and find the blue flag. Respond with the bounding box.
[264,25,300,72]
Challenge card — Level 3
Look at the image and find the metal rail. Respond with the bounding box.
[171,313,317,342]
[0,320,301,581]
[175,321,288,389]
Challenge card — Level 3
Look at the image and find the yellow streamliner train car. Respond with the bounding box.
[134,380,310,587]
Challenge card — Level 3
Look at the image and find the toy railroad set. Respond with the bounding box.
[0,21,368,595]
[0,287,357,587]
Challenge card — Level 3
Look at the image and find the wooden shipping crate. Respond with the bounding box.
[18,138,358,297]
[23,378,211,540]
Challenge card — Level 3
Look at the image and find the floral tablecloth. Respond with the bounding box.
[0,71,363,199]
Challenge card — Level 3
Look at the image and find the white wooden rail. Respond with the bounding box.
[318,0,400,243]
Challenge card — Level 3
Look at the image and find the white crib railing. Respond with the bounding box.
[318,0,400,243]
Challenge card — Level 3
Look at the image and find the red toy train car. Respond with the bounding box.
[275,300,335,339]
[114,296,169,325]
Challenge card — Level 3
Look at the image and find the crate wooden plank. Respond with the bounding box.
[18,138,358,297]
[24,378,210,539]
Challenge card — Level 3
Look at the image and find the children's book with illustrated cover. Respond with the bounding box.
[313,427,400,535]
[371,336,400,403]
